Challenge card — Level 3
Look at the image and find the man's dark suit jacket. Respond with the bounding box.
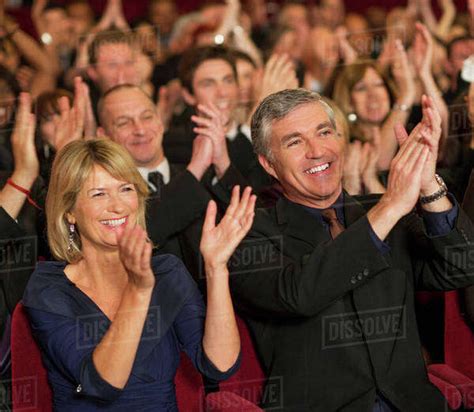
[146,163,210,258]
[228,193,474,412]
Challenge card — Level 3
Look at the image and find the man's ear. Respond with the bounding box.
[258,154,278,181]
[96,126,109,139]
[182,88,197,106]
[86,66,98,83]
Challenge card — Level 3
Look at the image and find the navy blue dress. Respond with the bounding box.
[22,254,240,411]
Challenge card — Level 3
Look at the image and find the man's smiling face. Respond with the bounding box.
[189,58,239,121]
[259,101,345,208]
[100,88,164,169]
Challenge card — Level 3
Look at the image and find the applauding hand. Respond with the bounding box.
[200,186,256,272]
[192,103,231,178]
[52,77,87,151]
[10,92,38,187]
[116,224,155,291]
[393,95,442,196]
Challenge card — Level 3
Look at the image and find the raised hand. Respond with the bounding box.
[200,186,256,271]
[10,92,38,187]
[110,0,130,31]
[116,223,155,291]
[394,95,441,194]
[254,54,298,105]
[411,22,433,77]
[382,125,430,217]
[186,135,213,180]
[157,80,182,131]
[52,77,86,151]
[391,39,416,108]
[191,103,231,178]
[335,26,358,65]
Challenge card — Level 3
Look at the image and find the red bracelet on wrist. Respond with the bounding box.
[6,178,42,210]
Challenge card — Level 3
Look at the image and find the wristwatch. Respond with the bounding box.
[393,102,411,112]
[419,174,448,204]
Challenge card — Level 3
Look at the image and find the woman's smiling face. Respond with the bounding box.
[350,67,391,124]
[67,165,139,252]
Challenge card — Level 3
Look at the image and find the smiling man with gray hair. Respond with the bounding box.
[228,88,474,411]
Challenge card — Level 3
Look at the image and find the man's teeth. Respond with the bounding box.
[305,163,330,174]
[101,217,126,226]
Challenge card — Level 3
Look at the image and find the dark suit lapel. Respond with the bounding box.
[342,192,371,227]
[275,197,331,251]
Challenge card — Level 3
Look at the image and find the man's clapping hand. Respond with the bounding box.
[191,103,232,179]
[393,95,442,197]
[367,95,446,240]
[187,135,213,181]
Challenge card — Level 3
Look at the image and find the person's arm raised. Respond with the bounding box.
[367,120,430,241]
[200,186,255,371]
[0,93,39,219]
[191,103,231,180]
[91,224,155,389]
[412,22,449,155]
[50,77,86,151]
[378,40,416,171]
[367,94,446,240]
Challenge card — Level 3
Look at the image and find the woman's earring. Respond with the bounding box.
[67,224,75,252]
[347,112,357,123]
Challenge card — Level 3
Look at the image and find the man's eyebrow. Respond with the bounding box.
[280,121,335,144]
[280,132,301,145]
[113,109,154,123]
[113,115,131,123]
[316,121,335,131]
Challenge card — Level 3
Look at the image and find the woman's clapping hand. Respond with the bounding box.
[200,186,256,272]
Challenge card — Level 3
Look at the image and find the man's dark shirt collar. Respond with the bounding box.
[290,191,346,226]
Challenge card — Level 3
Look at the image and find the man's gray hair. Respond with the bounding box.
[251,88,336,160]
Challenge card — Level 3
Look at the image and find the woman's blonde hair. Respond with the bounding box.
[46,139,149,263]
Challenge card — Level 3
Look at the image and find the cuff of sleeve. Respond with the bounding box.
[421,193,458,237]
[367,223,391,255]
[210,165,247,205]
[78,352,123,402]
[197,346,241,381]
[0,207,25,240]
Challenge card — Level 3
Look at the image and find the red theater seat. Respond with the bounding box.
[428,290,474,409]
[11,303,53,412]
